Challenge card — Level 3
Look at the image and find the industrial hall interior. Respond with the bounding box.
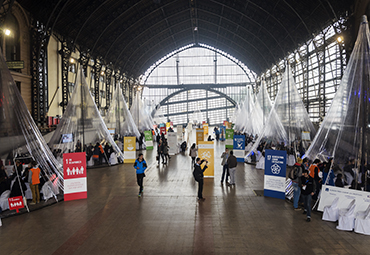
[2,0,370,254]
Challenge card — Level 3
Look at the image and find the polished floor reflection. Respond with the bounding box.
[1,134,370,255]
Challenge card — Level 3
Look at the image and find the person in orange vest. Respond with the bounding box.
[309,159,321,200]
[28,160,41,205]
[99,143,105,164]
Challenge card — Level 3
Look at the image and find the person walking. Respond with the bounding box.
[189,143,198,166]
[227,151,237,185]
[134,153,147,197]
[291,158,304,210]
[157,139,163,166]
[193,158,208,201]
[301,169,316,222]
[220,148,230,184]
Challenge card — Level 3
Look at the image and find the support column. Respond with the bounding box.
[94,58,102,108]
[105,67,112,109]
[59,40,71,113]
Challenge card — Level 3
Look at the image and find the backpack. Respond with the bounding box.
[193,169,199,182]
[289,165,299,180]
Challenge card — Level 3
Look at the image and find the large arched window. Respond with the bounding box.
[3,14,21,63]
[142,46,256,125]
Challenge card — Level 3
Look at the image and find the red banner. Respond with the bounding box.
[160,126,166,135]
[63,152,87,201]
[8,196,24,213]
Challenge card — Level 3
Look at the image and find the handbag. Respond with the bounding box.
[156,155,159,160]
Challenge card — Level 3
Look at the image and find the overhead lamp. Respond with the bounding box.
[276,72,280,76]
[101,71,105,75]
[4,29,11,36]
[120,79,123,83]
[137,86,142,91]
[69,58,75,63]
[337,36,343,43]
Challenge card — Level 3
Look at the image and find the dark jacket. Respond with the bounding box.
[193,163,208,182]
[301,175,316,195]
[227,155,237,168]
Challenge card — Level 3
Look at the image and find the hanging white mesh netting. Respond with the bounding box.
[234,86,254,131]
[130,93,155,131]
[105,84,140,139]
[246,66,316,156]
[304,15,370,170]
[242,80,272,136]
[0,49,63,196]
[190,109,204,124]
[48,67,124,164]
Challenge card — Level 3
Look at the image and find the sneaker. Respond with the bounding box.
[30,202,36,205]
[138,193,142,197]
[306,218,311,222]
[198,198,206,201]
[294,208,301,211]
[303,210,307,215]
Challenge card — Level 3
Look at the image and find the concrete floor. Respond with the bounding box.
[1,134,370,254]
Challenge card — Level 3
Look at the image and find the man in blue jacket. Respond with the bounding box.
[134,153,147,197]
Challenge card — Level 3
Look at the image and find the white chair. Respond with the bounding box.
[0,190,11,211]
[256,156,265,169]
[337,202,356,231]
[109,152,118,165]
[339,199,356,216]
[354,204,370,235]
[322,197,339,222]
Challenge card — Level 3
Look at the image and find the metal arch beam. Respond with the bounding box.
[134,31,263,85]
[119,18,270,73]
[150,86,237,117]
[127,24,269,76]
[104,1,185,60]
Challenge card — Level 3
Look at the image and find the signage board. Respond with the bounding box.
[124,136,136,163]
[225,129,234,148]
[8,196,24,213]
[168,132,177,155]
[6,61,24,69]
[196,128,204,145]
[144,130,153,150]
[264,150,287,200]
[198,141,214,177]
[63,152,87,201]
[233,135,245,162]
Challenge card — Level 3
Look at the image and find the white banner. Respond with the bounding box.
[264,175,286,193]
[168,132,177,155]
[64,177,87,194]
[318,185,370,213]
[233,149,244,158]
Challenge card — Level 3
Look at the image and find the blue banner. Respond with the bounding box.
[233,135,245,162]
[264,149,287,200]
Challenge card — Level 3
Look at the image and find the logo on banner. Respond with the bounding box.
[267,155,271,160]
[200,151,211,159]
[66,166,84,176]
[271,163,281,175]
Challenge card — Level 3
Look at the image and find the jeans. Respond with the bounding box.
[30,184,40,203]
[198,180,204,199]
[191,157,196,166]
[292,182,301,209]
[229,167,236,184]
[302,194,312,218]
[221,163,229,182]
[137,173,145,193]
[157,153,162,164]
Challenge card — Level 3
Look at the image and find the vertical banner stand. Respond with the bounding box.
[198,141,214,177]
[264,150,287,199]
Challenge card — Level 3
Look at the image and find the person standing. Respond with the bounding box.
[75,140,82,152]
[220,148,230,184]
[162,139,170,164]
[157,139,163,166]
[227,151,237,185]
[193,158,208,201]
[291,158,304,211]
[134,153,147,197]
[189,143,198,166]
[301,170,316,222]
[28,161,41,205]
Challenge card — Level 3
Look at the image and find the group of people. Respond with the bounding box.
[156,132,170,165]
[0,159,43,213]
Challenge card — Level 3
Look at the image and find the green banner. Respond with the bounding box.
[144,130,153,150]
[225,129,234,148]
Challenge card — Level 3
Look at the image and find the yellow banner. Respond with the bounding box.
[166,122,171,130]
[198,141,214,177]
[196,128,204,145]
[203,123,209,137]
[124,136,136,163]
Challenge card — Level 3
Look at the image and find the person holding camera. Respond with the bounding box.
[193,157,208,201]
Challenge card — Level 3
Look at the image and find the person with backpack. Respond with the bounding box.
[309,159,321,200]
[134,153,147,197]
[193,158,208,201]
[290,158,304,211]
